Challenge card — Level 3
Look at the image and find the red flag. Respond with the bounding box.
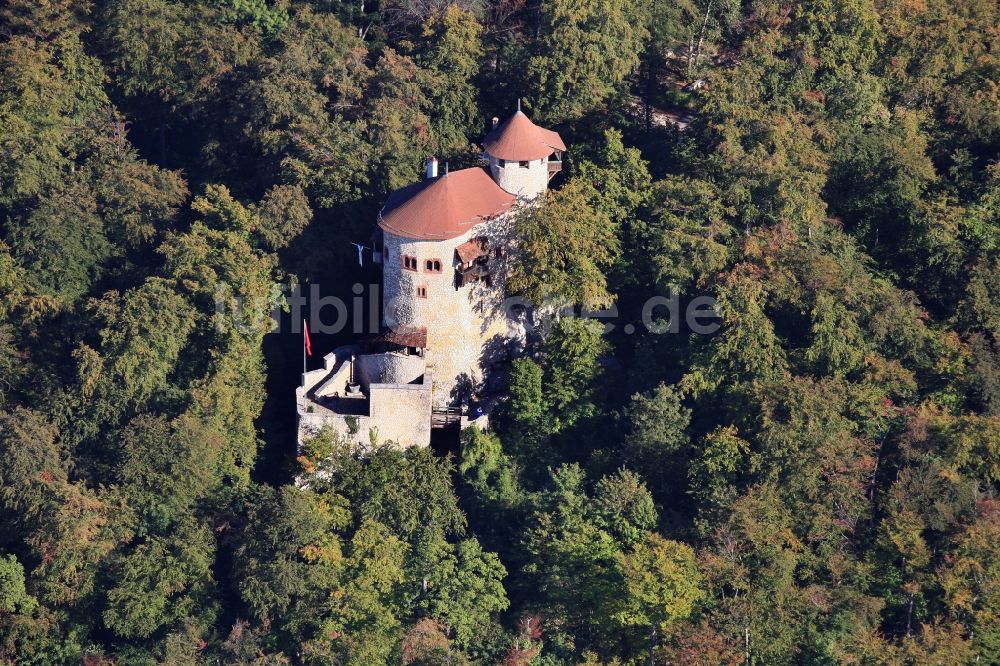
[303,319,312,357]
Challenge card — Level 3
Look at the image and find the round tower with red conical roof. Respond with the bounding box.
[482,103,566,199]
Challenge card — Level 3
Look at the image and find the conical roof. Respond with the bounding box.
[378,167,516,241]
[483,110,566,161]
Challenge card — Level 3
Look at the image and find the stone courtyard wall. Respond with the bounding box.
[297,343,433,449]
[368,378,433,447]
[355,352,425,391]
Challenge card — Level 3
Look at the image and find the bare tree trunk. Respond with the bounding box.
[643,59,653,130]
[687,33,695,78]
[869,434,886,500]
[694,0,714,74]
[905,593,914,636]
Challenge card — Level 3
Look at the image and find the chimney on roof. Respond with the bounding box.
[491,116,499,129]
[426,156,438,179]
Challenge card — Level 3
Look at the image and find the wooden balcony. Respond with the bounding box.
[458,263,490,287]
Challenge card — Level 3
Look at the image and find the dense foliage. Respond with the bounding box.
[0,0,997,663]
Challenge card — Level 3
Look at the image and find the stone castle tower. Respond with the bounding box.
[297,109,565,447]
[377,109,565,405]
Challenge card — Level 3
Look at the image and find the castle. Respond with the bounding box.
[296,109,565,448]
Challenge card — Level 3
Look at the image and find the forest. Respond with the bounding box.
[0,0,998,663]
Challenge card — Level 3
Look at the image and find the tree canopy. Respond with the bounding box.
[0,0,997,663]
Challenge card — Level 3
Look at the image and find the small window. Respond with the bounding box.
[425,259,442,273]
[416,285,428,299]
[519,160,530,169]
[402,255,417,271]
[498,159,506,167]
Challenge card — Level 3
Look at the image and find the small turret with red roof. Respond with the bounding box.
[482,102,565,198]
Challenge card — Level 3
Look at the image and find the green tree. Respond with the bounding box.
[509,180,620,309]
[688,424,751,509]
[592,469,658,549]
[101,518,217,639]
[574,129,653,227]
[342,445,467,546]
[939,501,1000,658]
[239,6,369,206]
[418,5,484,152]
[504,357,550,465]
[521,465,622,650]
[458,427,519,509]
[805,291,868,376]
[0,8,109,207]
[115,414,217,531]
[683,272,788,396]
[365,49,436,195]
[81,277,198,423]
[8,181,110,301]
[255,184,312,251]
[99,0,262,109]
[233,484,345,649]
[540,317,609,422]
[0,555,35,614]
[508,358,544,426]
[415,538,508,649]
[528,0,649,121]
[642,176,732,292]
[0,408,115,612]
[317,520,408,665]
[623,383,691,501]
[617,534,703,662]
[0,408,65,529]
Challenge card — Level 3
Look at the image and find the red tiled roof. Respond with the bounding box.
[455,237,488,264]
[483,111,566,161]
[378,168,515,241]
[375,325,427,348]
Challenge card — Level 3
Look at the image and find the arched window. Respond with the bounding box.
[416,285,428,299]
[402,255,417,271]
[425,259,442,273]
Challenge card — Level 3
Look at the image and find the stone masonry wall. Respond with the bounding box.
[368,380,432,447]
[383,224,515,408]
[301,345,360,398]
[487,154,549,199]
[297,407,372,449]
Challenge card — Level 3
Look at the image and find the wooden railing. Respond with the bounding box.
[431,408,463,428]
